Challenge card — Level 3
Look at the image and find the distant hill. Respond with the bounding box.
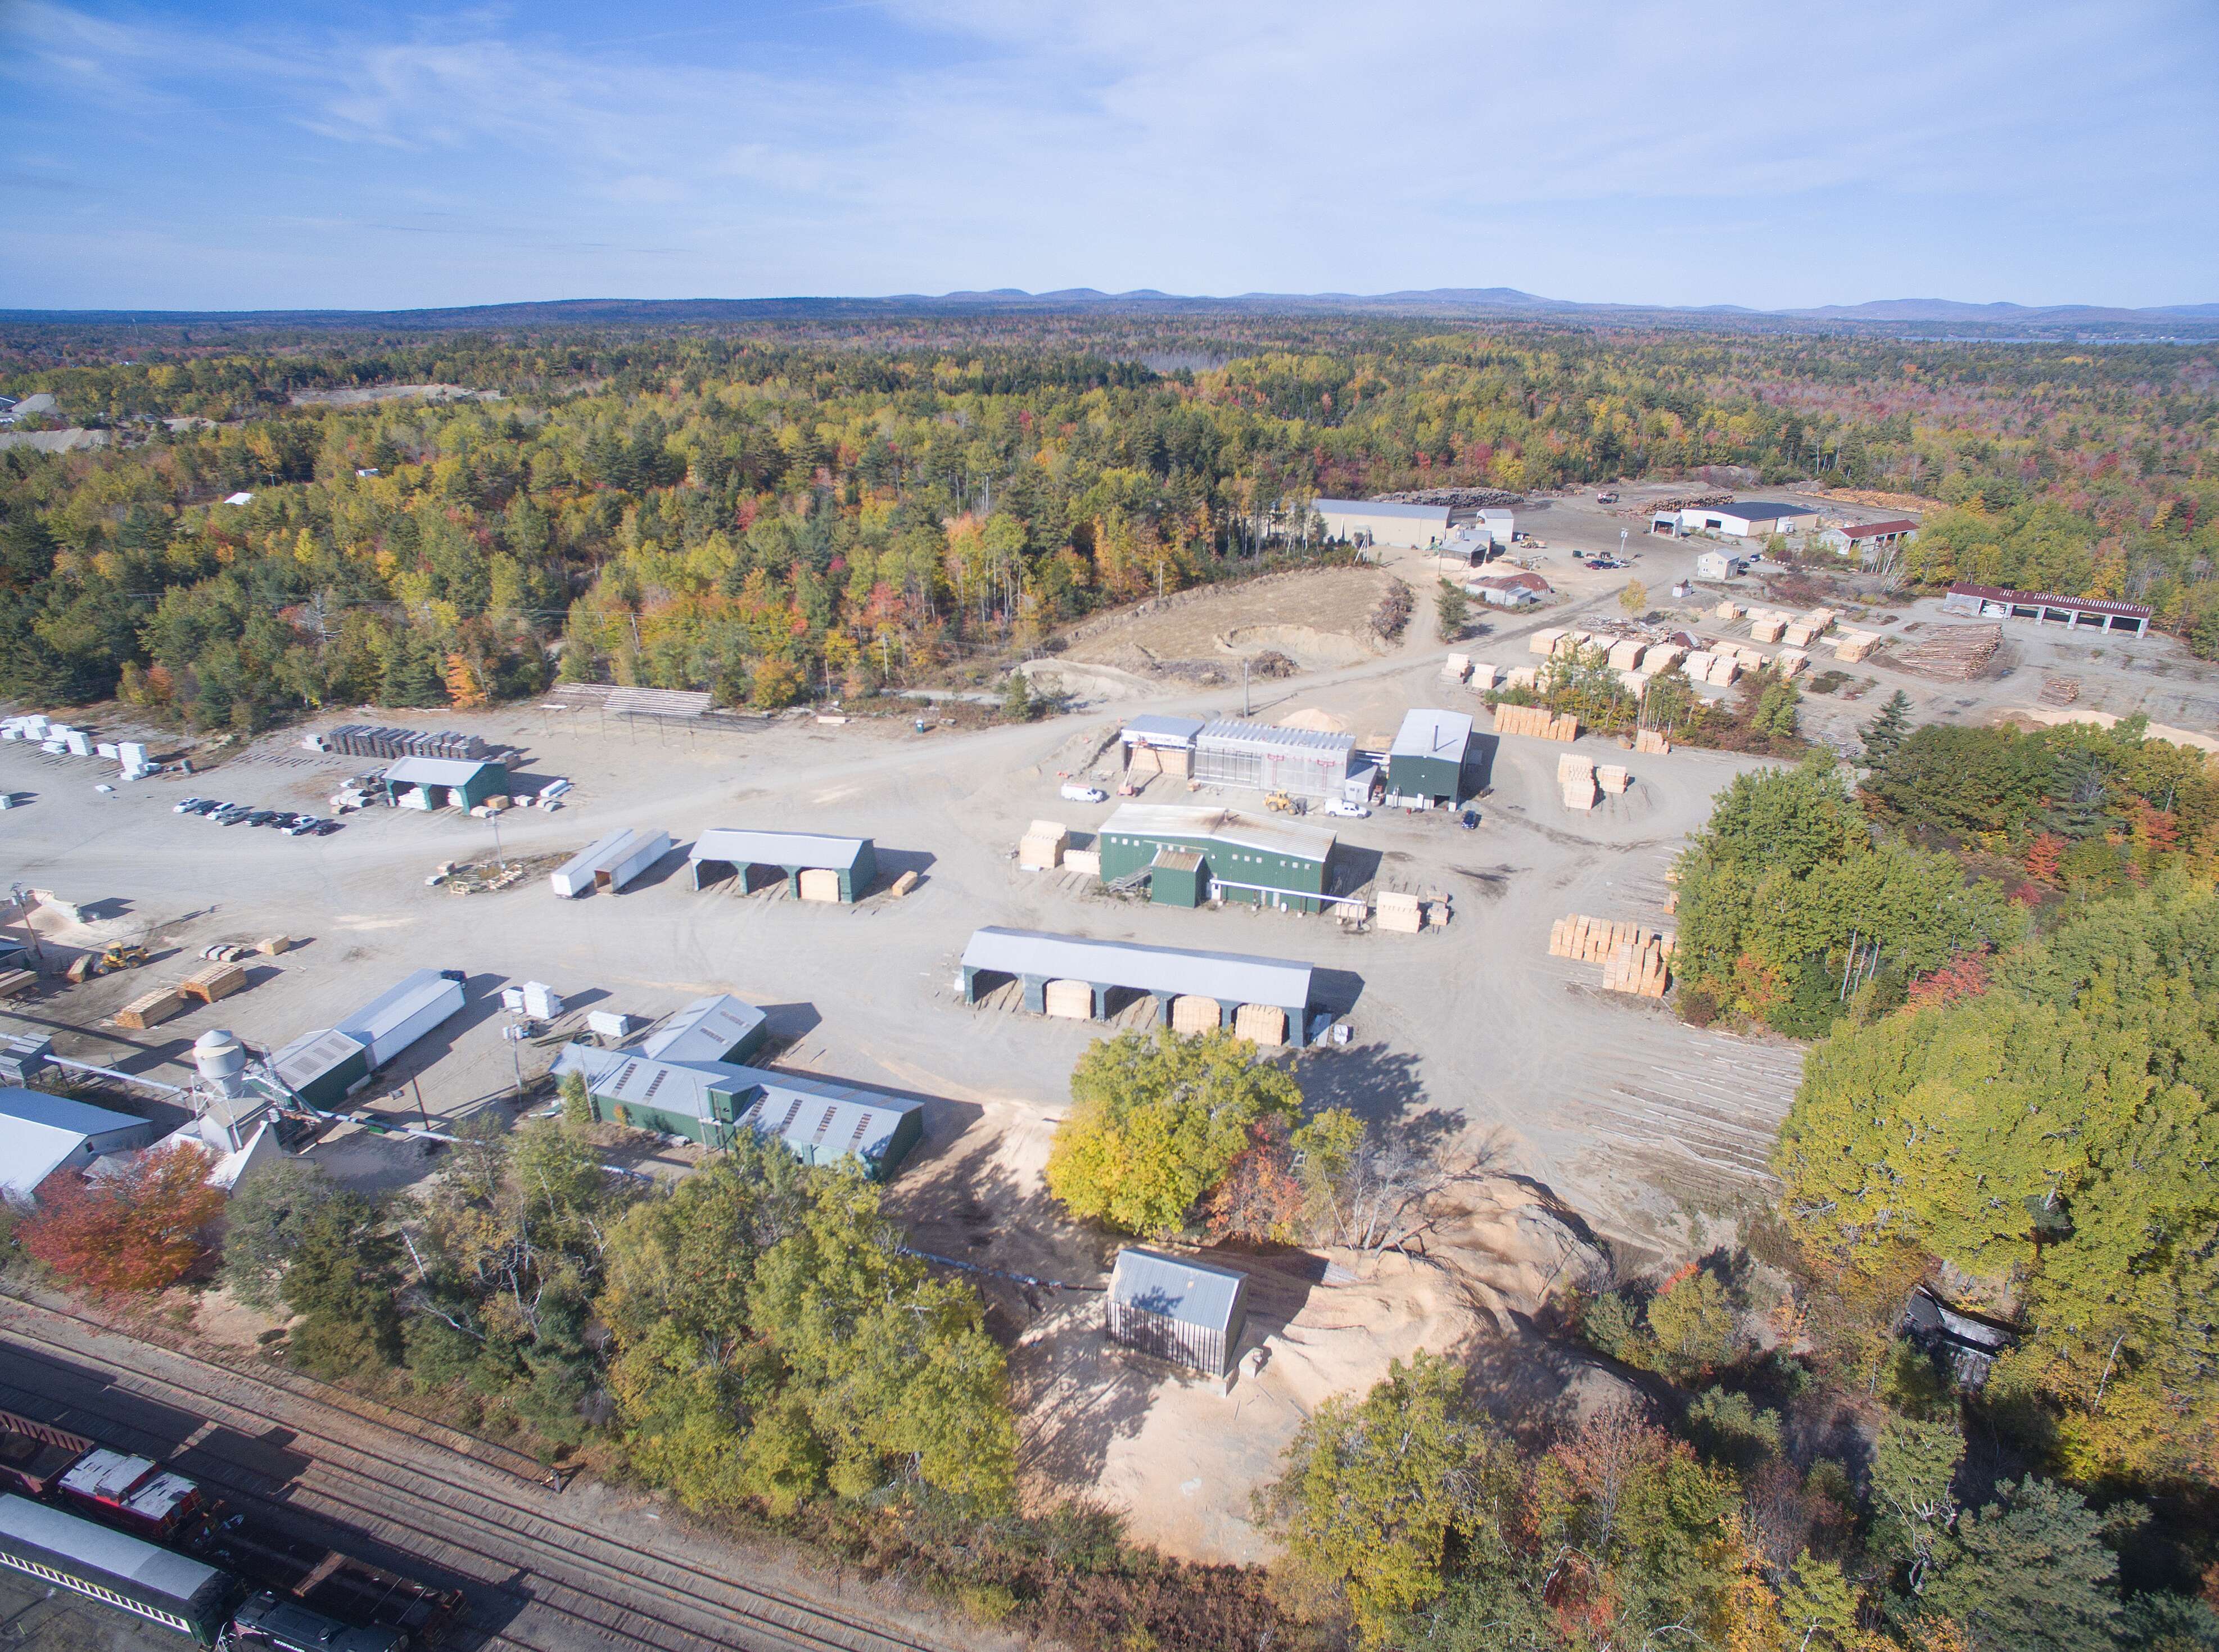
[3,288,2215,338]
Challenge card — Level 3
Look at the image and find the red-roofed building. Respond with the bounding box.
[1816,518,1920,559]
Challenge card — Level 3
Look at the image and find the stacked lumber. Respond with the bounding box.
[117,987,182,1029]
[1602,939,1673,998]
[1559,753,1598,811]
[255,935,291,956]
[1683,651,1740,686]
[1423,902,1453,929]
[1893,623,2001,678]
[1503,666,1539,690]
[1375,890,1424,934]
[0,968,34,999]
[1713,601,1745,620]
[1644,645,1687,673]
[1617,667,1651,696]
[1635,728,1671,755]
[1833,629,1881,663]
[1442,653,1472,682]
[891,869,920,897]
[1596,764,1631,794]
[1468,663,1501,691]
[179,961,246,1003]
[1749,615,1787,644]
[1606,639,1648,671]
[1019,820,1069,870]
[1064,848,1101,876]
[1494,704,1580,741]
[1549,914,1676,999]
[1528,627,1569,657]
[1774,648,1810,678]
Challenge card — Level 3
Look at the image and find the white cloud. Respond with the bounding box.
[0,0,2212,307]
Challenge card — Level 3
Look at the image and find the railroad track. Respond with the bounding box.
[0,1306,956,1652]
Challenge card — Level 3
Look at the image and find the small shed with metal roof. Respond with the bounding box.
[1106,1248,1250,1375]
[959,927,1319,1047]
[1192,719,1355,801]
[1387,709,1474,808]
[688,829,877,902]
[267,1028,372,1111]
[378,755,509,811]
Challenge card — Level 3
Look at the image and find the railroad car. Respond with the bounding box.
[0,1410,208,1541]
[234,1588,409,1652]
[0,1491,245,1647]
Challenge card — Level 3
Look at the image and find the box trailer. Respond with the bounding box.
[333,970,465,1069]
[550,829,672,898]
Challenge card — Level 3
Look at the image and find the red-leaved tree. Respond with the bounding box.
[18,1143,225,1296]
[1204,1116,1304,1243]
[1906,953,1992,1012]
[2023,832,2066,885]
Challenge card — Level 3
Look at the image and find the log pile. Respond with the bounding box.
[1892,624,2001,680]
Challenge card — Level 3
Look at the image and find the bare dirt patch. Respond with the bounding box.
[1061,566,1397,678]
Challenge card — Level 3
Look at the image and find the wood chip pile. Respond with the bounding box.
[1494,704,1580,741]
[1892,624,2001,680]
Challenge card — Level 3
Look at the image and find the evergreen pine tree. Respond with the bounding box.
[1860,689,1914,763]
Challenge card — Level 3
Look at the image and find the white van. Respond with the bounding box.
[1060,783,1108,804]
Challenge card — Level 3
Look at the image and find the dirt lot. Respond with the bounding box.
[1060,563,1400,681]
[0,560,1819,1564]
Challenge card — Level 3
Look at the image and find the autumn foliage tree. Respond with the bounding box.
[17,1143,225,1295]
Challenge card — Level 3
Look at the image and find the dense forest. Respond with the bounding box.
[2,316,2216,728]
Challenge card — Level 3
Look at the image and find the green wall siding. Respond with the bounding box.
[1099,830,1327,912]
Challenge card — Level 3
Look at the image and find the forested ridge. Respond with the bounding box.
[3,318,2217,729]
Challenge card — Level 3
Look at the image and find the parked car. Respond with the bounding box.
[243,810,278,827]
[312,820,344,836]
[1459,810,1480,830]
[1059,783,1108,804]
[191,799,229,816]
[216,807,252,825]
[1323,799,1370,818]
[173,796,205,814]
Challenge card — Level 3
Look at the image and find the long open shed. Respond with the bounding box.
[688,829,878,902]
[959,926,1319,1047]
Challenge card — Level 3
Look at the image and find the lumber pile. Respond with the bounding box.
[1892,624,2000,680]
[1606,639,1647,671]
[1063,848,1101,876]
[1682,650,1740,687]
[178,961,246,1004]
[117,987,182,1030]
[1602,939,1673,998]
[1712,601,1745,620]
[1783,609,1836,648]
[1749,615,1787,644]
[1559,753,1597,811]
[1635,728,1671,755]
[1644,644,1686,673]
[891,869,920,897]
[1774,648,1810,678]
[1468,662,1501,691]
[1441,653,1471,682]
[255,935,291,956]
[1596,763,1631,794]
[0,969,38,999]
[1019,820,1069,871]
[1528,627,1569,657]
[1375,890,1425,934]
[1494,704,1580,741]
[1549,914,1676,999]
[1832,628,1880,663]
[1503,666,1539,690]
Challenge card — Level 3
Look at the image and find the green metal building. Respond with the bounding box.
[379,756,510,811]
[1097,804,1336,913]
[1386,709,1474,809]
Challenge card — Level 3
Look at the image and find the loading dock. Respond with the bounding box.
[959,926,1321,1047]
[1941,582,2151,637]
[688,829,878,902]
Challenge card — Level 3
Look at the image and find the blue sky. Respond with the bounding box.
[2,0,2215,313]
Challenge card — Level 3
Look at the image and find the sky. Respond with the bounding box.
[2,0,2216,314]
